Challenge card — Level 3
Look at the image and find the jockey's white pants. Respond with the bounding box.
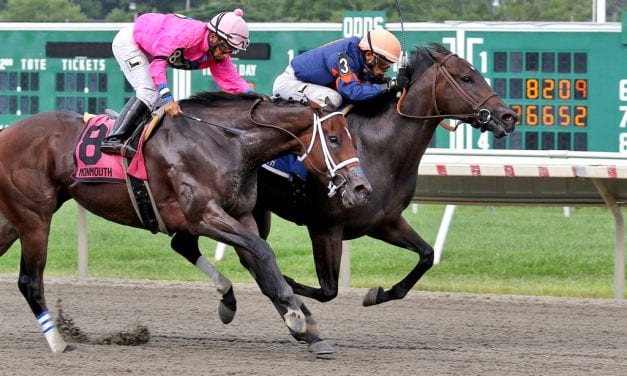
[272,64,343,108]
[112,26,161,111]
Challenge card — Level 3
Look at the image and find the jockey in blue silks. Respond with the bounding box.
[268,29,408,181]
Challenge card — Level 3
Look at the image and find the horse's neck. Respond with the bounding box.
[387,74,442,173]
[244,106,313,165]
[352,102,438,179]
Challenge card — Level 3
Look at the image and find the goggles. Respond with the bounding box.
[215,34,249,55]
[222,32,249,51]
[215,38,238,55]
[374,53,394,70]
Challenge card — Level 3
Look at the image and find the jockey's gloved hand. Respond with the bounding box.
[386,77,405,93]
[396,67,410,89]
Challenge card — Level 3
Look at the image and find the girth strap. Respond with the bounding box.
[122,158,169,235]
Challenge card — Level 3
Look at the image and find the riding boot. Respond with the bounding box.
[101,97,149,155]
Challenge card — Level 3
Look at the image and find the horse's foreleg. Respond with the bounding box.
[283,229,343,303]
[254,202,340,303]
[18,228,72,353]
[195,202,305,334]
[251,211,335,353]
[254,207,332,300]
[255,207,333,300]
[252,206,272,240]
[363,216,434,306]
[287,295,335,354]
[170,232,236,323]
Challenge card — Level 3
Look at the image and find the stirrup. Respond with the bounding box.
[100,138,123,154]
[100,140,136,158]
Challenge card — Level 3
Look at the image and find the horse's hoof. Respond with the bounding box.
[218,301,236,324]
[309,340,335,355]
[63,343,76,352]
[283,308,306,334]
[363,286,383,306]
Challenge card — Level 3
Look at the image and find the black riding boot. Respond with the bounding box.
[101,97,149,155]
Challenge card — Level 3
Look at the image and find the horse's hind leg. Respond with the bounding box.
[0,211,19,256]
[0,192,71,352]
[17,224,72,353]
[170,232,236,324]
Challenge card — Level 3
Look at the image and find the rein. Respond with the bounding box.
[395,53,498,131]
[248,99,358,197]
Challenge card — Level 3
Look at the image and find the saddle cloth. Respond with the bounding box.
[72,114,149,183]
[262,154,308,181]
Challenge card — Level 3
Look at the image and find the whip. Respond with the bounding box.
[394,0,409,67]
[180,113,246,135]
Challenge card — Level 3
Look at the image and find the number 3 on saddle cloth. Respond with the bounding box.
[73,113,151,183]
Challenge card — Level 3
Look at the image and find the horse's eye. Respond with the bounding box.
[329,136,339,144]
[462,76,473,83]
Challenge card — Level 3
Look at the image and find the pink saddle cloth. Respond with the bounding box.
[72,114,149,183]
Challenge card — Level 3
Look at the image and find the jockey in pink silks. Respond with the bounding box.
[101,9,252,154]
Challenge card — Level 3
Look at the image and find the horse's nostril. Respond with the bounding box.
[356,184,371,197]
[505,112,519,124]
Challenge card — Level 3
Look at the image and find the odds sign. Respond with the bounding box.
[341,11,386,37]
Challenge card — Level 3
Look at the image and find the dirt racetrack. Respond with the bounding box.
[1,276,626,376]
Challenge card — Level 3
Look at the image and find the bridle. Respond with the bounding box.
[396,53,498,132]
[306,111,360,197]
[249,99,359,197]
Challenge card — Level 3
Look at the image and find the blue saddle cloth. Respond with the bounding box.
[262,154,307,181]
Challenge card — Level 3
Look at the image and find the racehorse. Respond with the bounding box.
[0,92,371,354]
[255,43,518,304]
[168,43,518,330]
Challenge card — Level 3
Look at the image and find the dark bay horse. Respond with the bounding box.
[252,43,518,304]
[0,92,370,354]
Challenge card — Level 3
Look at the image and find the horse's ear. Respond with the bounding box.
[426,43,452,63]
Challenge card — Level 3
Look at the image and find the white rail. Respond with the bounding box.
[415,149,627,302]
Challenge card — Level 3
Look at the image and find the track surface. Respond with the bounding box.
[1,277,626,375]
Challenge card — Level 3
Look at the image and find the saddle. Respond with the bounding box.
[108,108,162,160]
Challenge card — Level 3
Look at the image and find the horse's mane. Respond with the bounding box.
[413,42,451,78]
[350,42,451,117]
[180,91,317,112]
[179,91,263,107]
